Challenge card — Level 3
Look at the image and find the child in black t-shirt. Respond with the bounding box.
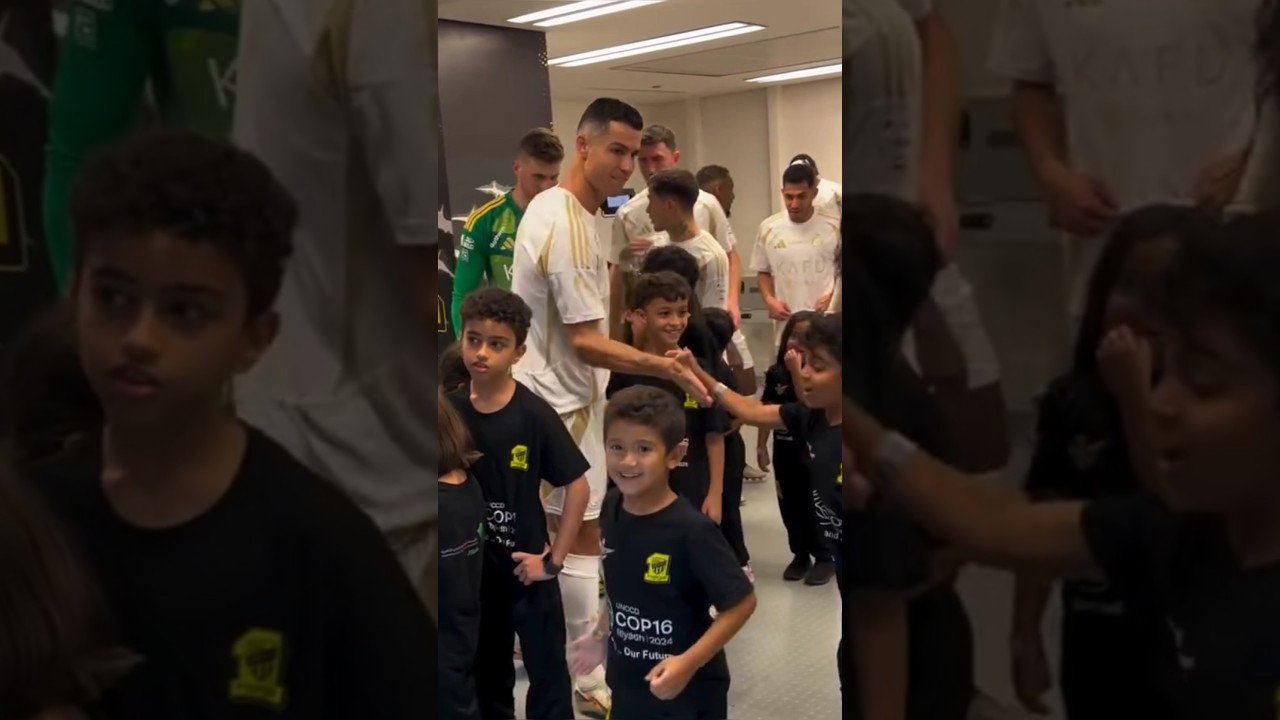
[702,307,752,576]
[757,310,829,584]
[610,272,729,524]
[571,386,757,719]
[841,207,1280,720]
[1011,207,1206,719]
[438,389,486,720]
[448,288,588,720]
[27,132,436,720]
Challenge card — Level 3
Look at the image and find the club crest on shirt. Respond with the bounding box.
[837,463,842,486]
[1068,436,1108,471]
[510,445,529,470]
[683,393,699,409]
[644,553,671,584]
[230,629,287,711]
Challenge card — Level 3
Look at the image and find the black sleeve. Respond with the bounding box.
[606,372,626,399]
[325,507,436,717]
[686,516,754,611]
[1080,493,1178,607]
[1024,379,1078,500]
[778,402,807,439]
[844,499,928,591]
[536,397,591,488]
[759,366,784,404]
[681,316,720,366]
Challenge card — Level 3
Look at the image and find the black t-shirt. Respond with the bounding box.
[600,490,753,697]
[761,364,800,445]
[438,472,485,677]
[29,426,436,720]
[1028,372,1145,621]
[1083,495,1280,719]
[607,367,729,504]
[779,402,842,546]
[447,383,589,573]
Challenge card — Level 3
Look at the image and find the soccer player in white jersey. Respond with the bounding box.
[509,97,709,716]
[646,169,731,313]
[790,153,842,215]
[751,163,840,342]
[610,126,753,371]
[231,0,438,614]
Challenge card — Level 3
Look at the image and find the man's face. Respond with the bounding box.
[782,182,818,222]
[579,122,641,197]
[72,233,276,428]
[707,177,735,216]
[513,156,560,201]
[637,142,679,184]
[1152,321,1280,513]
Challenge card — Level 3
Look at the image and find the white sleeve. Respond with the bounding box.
[545,214,608,325]
[698,195,736,252]
[987,0,1055,85]
[611,205,644,265]
[749,224,773,274]
[345,0,435,246]
[700,245,730,310]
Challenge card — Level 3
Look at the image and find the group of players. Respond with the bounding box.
[437,96,844,720]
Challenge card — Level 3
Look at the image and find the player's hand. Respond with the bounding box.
[647,654,698,701]
[569,634,607,676]
[1042,163,1118,236]
[1097,325,1153,403]
[765,297,792,321]
[815,291,833,313]
[784,348,804,376]
[702,495,723,525]
[1194,147,1248,211]
[756,444,770,472]
[1011,632,1053,715]
[512,548,554,585]
[628,235,656,259]
[918,179,960,262]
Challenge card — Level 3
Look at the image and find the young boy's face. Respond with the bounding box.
[799,345,841,411]
[605,420,686,496]
[629,297,689,350]
[72,233,277,425]
[1153,322,1280,513]
[461,319,524,379]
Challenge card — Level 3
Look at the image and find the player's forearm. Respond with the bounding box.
[682,593,756,669]
[609,264,630,340]
[571,329,671,378]
[727,250,742,307]
[1012,574,1054,639]
[917,11,960,188]
[1012,81,1070,182]
[552,479,591,565]
[706,435,725,499]
[851,592,910,720]
[757,273,779,304]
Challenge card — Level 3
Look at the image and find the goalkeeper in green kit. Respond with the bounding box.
[43,0,239,294]
[449,128,563,332]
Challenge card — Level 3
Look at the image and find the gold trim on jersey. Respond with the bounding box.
[464,196,505,233]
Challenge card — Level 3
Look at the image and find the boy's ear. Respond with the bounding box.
[514,342,527,363]
[666,439,689,470]
[234,310,280,375]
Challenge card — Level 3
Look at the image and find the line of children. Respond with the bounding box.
[448,288,591,720]
[570,386,757,719]
[839,206,1280,719]
[23,131,437,718]
[701,306,752,577]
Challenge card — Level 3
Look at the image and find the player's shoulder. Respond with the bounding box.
[760,211,790,230]
[463,195,507,231]
[815,208,841,228]
[695,190,724,212]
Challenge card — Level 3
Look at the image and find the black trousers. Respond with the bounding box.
[610,679,730,719]
[1060,613,1172,720]
[720,431,750,566]
[474,562,574,720]
[774,435,833,561]
[440,664,480,720]
[836,548,846,695]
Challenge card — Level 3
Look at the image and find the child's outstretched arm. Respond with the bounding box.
[672,350,782,429]
[705,433,725,524]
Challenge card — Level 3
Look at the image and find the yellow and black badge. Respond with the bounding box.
[683,393,699,409]
[511,445,529,471]
[644,553,671,584]
[837,463,842,486]
[230,629,286,710]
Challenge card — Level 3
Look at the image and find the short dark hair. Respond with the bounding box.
[641,124,678,150]
[782,163,817,188]
[702,307,734,352]
[0,303,102,469]
[844,193,940,335]
[695,165,731,189]
[70,131,297,321]
[577,98,643,135]
[439,341,469,394]
[438,389,480,476]
[605,385,685,452]
[798,312,842,364]
[641,246,700,293]
[789,153,819,174]
[519,127,564,164]
[648,169,699,212]
[630,271,691,311]
[459,288,533,345]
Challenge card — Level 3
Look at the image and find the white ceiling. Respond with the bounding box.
[438,0,841,102]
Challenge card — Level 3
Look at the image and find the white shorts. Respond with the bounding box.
[730,329,755,370]
[931,264,1002,389]
[544,401,608,521]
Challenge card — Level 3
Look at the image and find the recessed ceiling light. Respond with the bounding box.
[509,1,613,24]
[536,0,662,27]
[549,22,766,68]
[746,63,842,83]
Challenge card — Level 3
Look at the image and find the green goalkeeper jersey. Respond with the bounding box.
[43,0,239,293]
[450,191,523,332]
